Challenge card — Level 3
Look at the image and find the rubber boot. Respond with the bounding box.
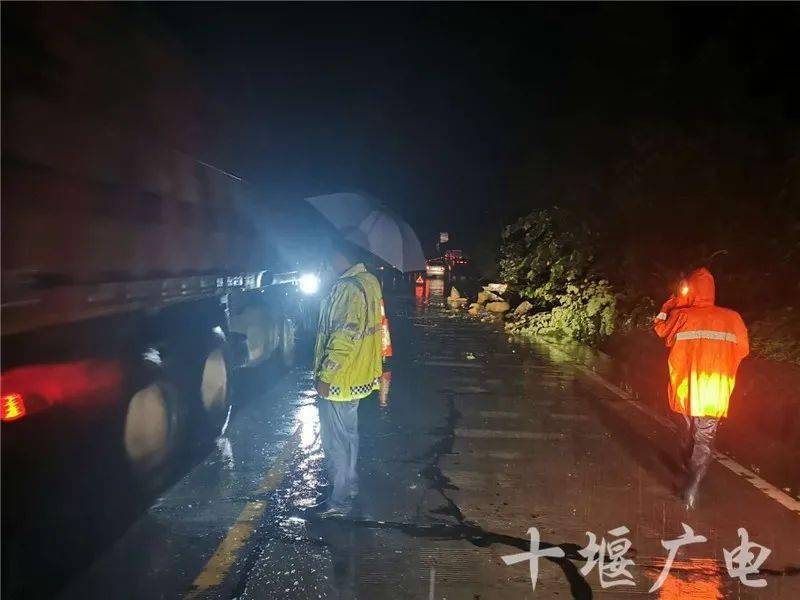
[682,417,719,510]
[679,415,694,473]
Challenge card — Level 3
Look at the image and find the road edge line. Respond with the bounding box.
[544,344,800,515]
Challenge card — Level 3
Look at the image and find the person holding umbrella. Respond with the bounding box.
[306,193,425,517]
[312,239,385,517]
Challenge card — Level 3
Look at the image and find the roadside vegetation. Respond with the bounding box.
[497,209,619,345]
[475,15,800,365]
[495,204,799,365]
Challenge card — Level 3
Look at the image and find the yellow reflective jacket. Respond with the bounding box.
[314,263,383,401]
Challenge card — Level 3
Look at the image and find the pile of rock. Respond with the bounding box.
[463,284,510,320]
[446,286,469,310]
[445,283,536,328]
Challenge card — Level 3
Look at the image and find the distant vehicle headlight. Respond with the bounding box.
[426,264,446,276]
[298,273,321,295]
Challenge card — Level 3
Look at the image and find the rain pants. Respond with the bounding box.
[317,397,360,508]
[314,263,383,401]
[653,268,749,419]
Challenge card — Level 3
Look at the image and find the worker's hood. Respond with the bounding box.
[678,267,716,308]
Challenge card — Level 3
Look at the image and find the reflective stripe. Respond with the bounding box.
[656,312,668,321]
[675,330,738,343]
[349,377,381,397]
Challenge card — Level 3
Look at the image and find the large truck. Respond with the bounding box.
[1,8,319,594]
[1,5,304,483]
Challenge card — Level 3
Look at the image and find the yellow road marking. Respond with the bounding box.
[187,501,266,594]
[185,426,301,598]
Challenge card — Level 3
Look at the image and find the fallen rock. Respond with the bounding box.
[447,296,468,310]
[486,301,511,314]
[484,283,508,295]
[486,289,504,301]
[477,290,502,304]
[468,302,485,317]
[513,300,533,318]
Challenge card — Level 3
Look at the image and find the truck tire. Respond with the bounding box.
[200,342,232,437]
[233,304,279,366]
[123,376,183,482]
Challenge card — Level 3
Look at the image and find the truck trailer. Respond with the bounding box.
[1,6,315,594]
[1,1,305,475]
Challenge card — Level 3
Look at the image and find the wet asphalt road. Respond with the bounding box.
[47,285,800,598]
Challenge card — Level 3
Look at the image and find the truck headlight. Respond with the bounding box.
[298,273,321,295]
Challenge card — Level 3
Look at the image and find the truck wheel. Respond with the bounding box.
[281,318,297,369]
[234,305,279,366]
[200,344,232,436]
[123,378,182,481]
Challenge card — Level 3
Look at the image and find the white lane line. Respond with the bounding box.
[456,450,524,460]
[455,428,564,440]
[559,355,800,515]
[712,452,800,515]
[478,410,521,418]
[550,413,590,421]
[421,360,483,368]
[576,367,676,430]
[450,386,490,394]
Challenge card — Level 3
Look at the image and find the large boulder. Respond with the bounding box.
[513,300,534,318]
[468,302,485,317]
[477,290,503,305]
[486,301,511,314]
[484,283,508,295]
[447,296,468,310]
[447,287,468,309]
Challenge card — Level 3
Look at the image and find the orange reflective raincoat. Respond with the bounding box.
[653,268,749,419]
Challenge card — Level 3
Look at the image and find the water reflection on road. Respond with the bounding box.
[414,277,445,309]
[639,558,725,599]
[55,290,800,599]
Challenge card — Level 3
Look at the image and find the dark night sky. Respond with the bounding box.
[150,3,800,254]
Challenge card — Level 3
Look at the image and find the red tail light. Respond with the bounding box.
[1,393,27,422]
